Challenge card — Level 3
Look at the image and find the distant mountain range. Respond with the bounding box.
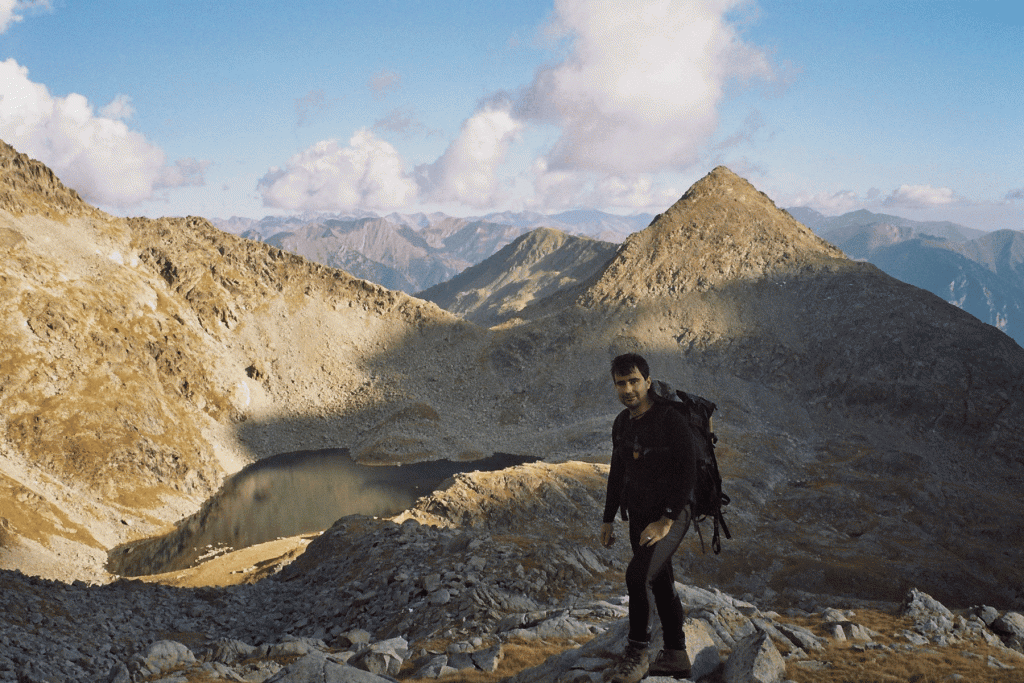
[214,207,1023,347]
[210,210,652,293]
[789,207,1024,347]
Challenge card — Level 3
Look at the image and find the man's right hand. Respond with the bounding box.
[600,522,614,548]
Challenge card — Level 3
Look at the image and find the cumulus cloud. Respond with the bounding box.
[0,0,49,33]
[259,0,774,213]
[1005,188,1024,202]
[156,158,210,189]
[257,131,417,211]
[530,157,679,211]
[788,190,864,215]
[415,105,524,208]
[0,59,205,207]
[884,184,956,208]
[519,0,773,175]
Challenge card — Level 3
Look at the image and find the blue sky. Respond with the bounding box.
[1,0,1020,230]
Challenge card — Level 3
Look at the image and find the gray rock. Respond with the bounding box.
[987,655,1016,670]
[131,640,196,675]
[445,652,475,670]
[508,614,595,641]
[266,652,393,683]
[901,588,953,620]
[992,612,1024,639]
[683,618,721,680]
[411,655,453,679]
[334,630,372,650]
[428,588,451,605]
[359,637,408,677]
[723,630,786,683]
[774,623,825,652]
[471,644,504,673]
[265,639,326,658]
[208,639,258,664]
[975,605,1000,626]
[105,662,130,683]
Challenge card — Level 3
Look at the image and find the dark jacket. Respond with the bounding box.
[602,391,697,524]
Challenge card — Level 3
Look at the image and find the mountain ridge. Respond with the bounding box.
[418,227,618,327]
[2,138,1024,614]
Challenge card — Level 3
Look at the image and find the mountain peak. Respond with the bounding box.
[580,166,847,304]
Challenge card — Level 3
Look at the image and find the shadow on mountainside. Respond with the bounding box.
[164,254,1024,610]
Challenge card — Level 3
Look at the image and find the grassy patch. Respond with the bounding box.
[781,609,1024,683]
[400,636,595,682]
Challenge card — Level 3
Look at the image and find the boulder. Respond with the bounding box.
[683,618,721,680]
[130,640,196,676]
[359,636,409,677]
[723,630,786,683]
[266,651,393,683]
[992,612,1024,640]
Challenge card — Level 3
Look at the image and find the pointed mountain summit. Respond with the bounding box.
[581,167,847,305]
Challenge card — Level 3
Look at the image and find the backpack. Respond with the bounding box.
[651,380,732,554]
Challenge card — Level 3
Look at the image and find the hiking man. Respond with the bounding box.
[602,353,696,682]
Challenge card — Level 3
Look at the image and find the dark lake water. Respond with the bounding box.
[108,450,538,576]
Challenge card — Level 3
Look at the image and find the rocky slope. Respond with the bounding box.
[3,461,1024,683]
[418,227,618,327]
[3,137,1024,634]
[0,139,504,581]
[426,167,1024,608]
[215,209,652,295]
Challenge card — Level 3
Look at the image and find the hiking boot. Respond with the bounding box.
[648,648,692,679]
[609,643,649,683]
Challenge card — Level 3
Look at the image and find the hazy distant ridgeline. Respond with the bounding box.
[791,206,1024,347]
[215,204,1024,351]
[211,210,651,294]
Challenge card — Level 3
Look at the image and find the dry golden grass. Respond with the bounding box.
[778,609,1024,683]
[400,636,594,683]
[786,641,1024,683]
[396,608,1024,683]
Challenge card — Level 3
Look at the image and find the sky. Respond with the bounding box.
[0,0,1021,230]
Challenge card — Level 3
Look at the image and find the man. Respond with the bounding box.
[602,353,696,682]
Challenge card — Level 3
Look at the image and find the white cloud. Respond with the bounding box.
[0,0,49,33]
[529,158,679,211]
[257,131,418,211]
[259,0,774,214]
[884,184,956,208]
[0,58,205,207]
[156,158,210,189]
[519,0,773,175]
[788,190,863,215]
[415,106,524,208]
[99,94,135,121]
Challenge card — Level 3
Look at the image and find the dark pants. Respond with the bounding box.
[625,509,691,649]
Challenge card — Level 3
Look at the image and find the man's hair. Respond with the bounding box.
[610,353,650,379]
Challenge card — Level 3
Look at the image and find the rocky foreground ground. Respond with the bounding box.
[3,462,1024,683]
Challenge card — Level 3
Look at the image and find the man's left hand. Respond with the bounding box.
[639,517,673,546]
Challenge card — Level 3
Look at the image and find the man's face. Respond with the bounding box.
[613,367,651,410]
